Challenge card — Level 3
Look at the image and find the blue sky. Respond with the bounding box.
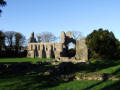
[0,0,120,39]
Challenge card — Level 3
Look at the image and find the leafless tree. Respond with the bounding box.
[5,31,16,47]
[0,30,5,50]
[37,32,57,42]
[14,32,26,53]
[71,31,84,40]
[37,35,41,43]
[15,32,25,47]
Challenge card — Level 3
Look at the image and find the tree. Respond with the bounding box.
[86,28,119,59]
[71,31,84,40]
[5,31,16,47]
[37,35,41,43]
[15,32,25,47]
[37,32,57,42]
[0,30,5,50]
[0,0,6,14]
[15,32,25,54]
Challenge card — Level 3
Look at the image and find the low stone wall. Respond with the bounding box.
[50,73,119,81]
[74,73,119,80]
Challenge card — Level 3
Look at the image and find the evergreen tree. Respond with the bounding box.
[86,28,119,59]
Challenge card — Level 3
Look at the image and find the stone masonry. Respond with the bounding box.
[27,31,88,62]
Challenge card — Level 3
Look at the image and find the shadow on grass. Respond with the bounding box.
[1,59,120,74]
[1,75,65,89]
[23,76,66,89]
[101,80,120,90]
[0,59,120,89]
[54,60,120,75]
[84,81,105,90]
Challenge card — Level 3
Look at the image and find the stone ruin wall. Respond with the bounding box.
[27,43,63,58]
[27,31,88,62]
[59,38,88,62]
[75,39,88,62]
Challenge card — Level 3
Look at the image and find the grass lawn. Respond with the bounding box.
[0,75,119,90]
[0,58,55,63]
[0,58,120,90]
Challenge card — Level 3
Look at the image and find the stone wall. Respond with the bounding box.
[74,73,119,80]
[75,39,88,62]
[27,43,63,58]
[27,31,88,62]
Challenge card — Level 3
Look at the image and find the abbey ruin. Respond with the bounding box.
[27,31,88,62]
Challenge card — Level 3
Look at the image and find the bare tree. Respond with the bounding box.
[71,31,84,40]
[5,31,16,47]
[0,30,5,50]
[14,32,25,53]
[15,32,25,47]
[37,35,41,43]
[37,32,57,42]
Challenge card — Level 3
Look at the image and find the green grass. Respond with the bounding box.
[0,75,119,90]
[95,64,120,74]
[0,58,55,63]
[0,58,120,89]
[0,75,99,90]
[93,60,120,75]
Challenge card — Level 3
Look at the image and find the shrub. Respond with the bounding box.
[86,28,119,59]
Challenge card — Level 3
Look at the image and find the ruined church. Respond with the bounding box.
[27,31,88,62]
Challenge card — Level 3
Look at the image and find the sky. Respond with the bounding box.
[0,0,120,40]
